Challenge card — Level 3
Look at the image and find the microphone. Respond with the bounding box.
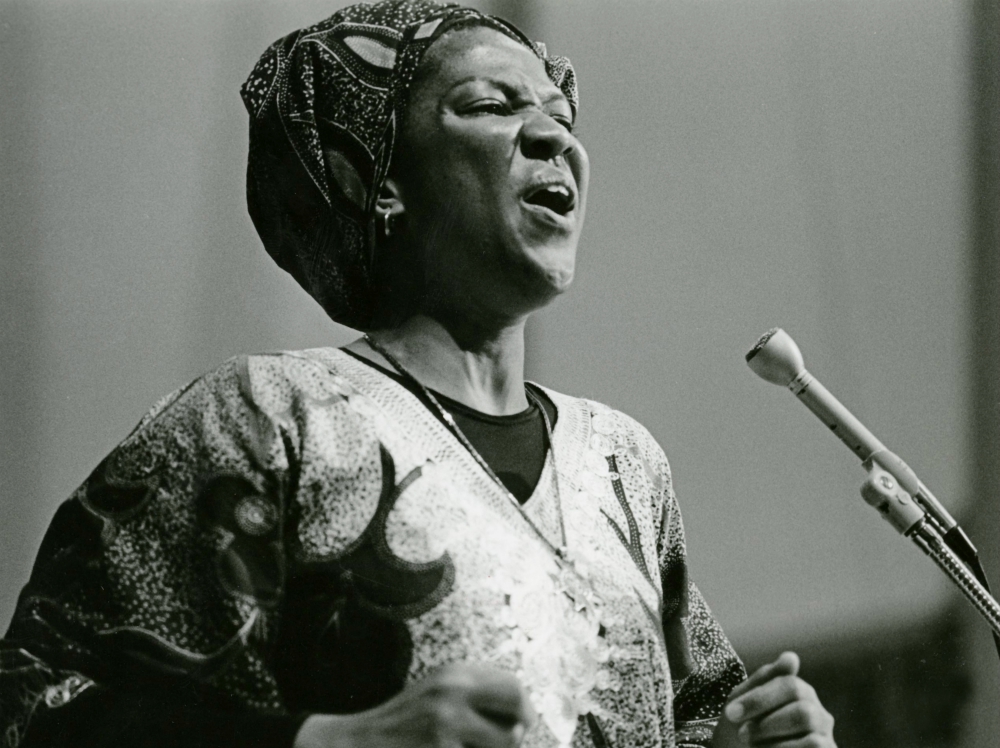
[745,328,978,564]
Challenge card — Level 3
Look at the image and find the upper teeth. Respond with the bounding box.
[544,185,570,197]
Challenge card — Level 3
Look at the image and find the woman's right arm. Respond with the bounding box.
[5,663,532,748]
[0,357,303,747]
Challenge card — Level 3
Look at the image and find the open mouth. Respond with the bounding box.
[522,184,576,217]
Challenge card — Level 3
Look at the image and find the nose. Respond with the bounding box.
[520,111,575,162]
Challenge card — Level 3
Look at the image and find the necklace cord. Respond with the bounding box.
[362,334,569,556]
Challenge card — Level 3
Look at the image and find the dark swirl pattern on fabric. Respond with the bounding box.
[276,444,455,714]
[241,0,579,330]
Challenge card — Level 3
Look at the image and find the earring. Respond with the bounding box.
[383,210,393,238]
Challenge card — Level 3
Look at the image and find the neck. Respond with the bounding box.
[348,313,530,416]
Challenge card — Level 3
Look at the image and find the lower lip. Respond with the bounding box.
[520,200,575,230]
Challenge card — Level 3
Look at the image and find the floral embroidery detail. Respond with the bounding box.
[199,475,285,611]
[494,552,618,748]
[235,495,277,536]
[42,675,93,709]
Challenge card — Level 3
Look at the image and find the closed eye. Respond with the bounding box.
[551,115,574,134]
[465,100,511,116]
[463,100,576,135]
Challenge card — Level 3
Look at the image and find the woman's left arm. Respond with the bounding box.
[655,478,746,747]
[648,435,835,748]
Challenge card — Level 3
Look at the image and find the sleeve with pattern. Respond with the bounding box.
[0,356,313,748]
[646,433,748,748]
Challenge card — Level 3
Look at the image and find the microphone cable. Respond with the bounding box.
[967,555,1000,664]
[942,526,1000,664]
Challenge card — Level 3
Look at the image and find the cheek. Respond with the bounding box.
[421,146,510,212]
[441,123,519,188]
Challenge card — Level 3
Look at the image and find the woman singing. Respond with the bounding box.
[0,2,836,747]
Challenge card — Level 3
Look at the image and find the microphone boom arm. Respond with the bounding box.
[746,328,978,563]
[747,327,1000,641]
[862,462,1000,637]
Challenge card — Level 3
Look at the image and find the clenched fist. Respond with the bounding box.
[294,663,535,748]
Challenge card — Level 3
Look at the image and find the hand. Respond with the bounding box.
[294,662,536,748]
[711,652,836,748]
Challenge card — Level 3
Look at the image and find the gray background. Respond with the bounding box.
[1,1,996,745]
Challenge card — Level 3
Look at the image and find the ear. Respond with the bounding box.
[376,176,405,220]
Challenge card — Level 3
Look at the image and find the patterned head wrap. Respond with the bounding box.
[241,0,578,330]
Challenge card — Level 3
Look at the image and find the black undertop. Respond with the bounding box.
[20,350,558,748]
[341,347,557,504]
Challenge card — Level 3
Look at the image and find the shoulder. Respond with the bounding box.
[140,348,361,420]
[117,349,367,461]
[534,384,673,490]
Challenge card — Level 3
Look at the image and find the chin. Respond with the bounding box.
[542,264,575,294]
[518,254,575,308]
[493,224,579,305]
[519,238,576,294]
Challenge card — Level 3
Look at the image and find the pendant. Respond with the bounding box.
[554,549,602,614]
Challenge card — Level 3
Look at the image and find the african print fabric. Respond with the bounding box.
[1,350,744,748]
[241,0,578,330]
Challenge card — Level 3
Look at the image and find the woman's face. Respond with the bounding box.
[389,26,589,324]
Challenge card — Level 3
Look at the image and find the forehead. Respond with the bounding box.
[417,25,562,99]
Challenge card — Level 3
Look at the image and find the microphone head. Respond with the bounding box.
[745,328,806,386]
